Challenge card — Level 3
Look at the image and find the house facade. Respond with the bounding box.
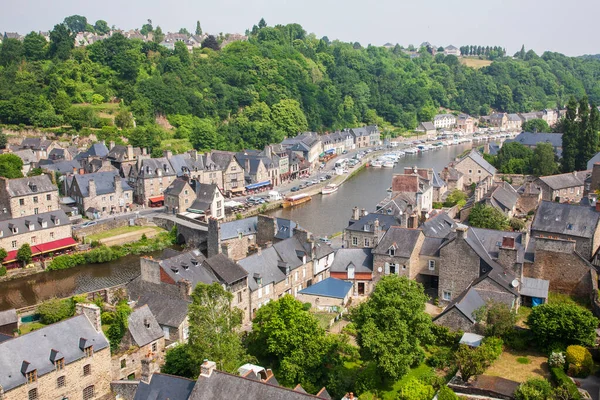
[207,151,245,196]
[67,171,133,217]
[534,171,588,203]
[433,114,456,129]
[456,114,475,134]
[0,175,60,220]
[452,150,497,187]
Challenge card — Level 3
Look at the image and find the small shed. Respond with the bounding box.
[0,309,18,337]
[520,277,549,307]
[459,332,484,348]
[297,278,353,312]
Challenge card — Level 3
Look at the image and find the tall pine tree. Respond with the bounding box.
[561,97,579,173]
[195,20,202,36]
[576,96,591,171]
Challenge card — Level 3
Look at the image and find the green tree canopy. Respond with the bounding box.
[49,23,74,60]
[531,142,558,176]
[23,32,48,61]
[187,282,248,373]
[352,276,432,380]
[17,243,33,266]
[202,35,220,51]
[495,142,533,174]
[0,154,24,178]
[63,15,88,33]
[522,119,551,133]
[94,20,110,35]
[271,99,309,138]
[526,302,598,349]
[195,21,202,36]
[468,203,510,231]
[0,38,24,66]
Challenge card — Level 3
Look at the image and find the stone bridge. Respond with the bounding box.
[153,215,208,250]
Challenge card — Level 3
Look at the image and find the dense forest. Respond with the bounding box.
[1,18,600,153]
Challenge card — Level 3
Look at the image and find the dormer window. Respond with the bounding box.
[55,358,64,371]
[9,224,17,234]
[27,370,37,383]
[144,318,150,328]
[171,267,179,274]
[388,247,396,256]
[39,218,47,228]
[84,346,93,357]
[26,221,34,231]
[182,263,189,270]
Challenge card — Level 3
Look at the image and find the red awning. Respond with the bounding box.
[3,237,78,264]
[148,196,164,203]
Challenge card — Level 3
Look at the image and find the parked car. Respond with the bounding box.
[342,150,348,154]
[325,175,332,179]
[290,186,300,192]
[319,176,327,182]
[81,221,97,227]
[311,179,319,185]
[318,237,332,245]
[247,197,265,205]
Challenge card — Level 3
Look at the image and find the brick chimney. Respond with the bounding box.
[498,235,520,274]
[140,256,161,284]
[75,303,101,332]
[200,360,216,377]
[596,201,600,213]
[352,206,360,221]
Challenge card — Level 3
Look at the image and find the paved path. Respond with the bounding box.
[153,214,208,231]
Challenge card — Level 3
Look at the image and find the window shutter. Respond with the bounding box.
[384,262,390,275]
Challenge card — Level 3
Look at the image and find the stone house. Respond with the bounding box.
[165,150,208,182]
[506,114,522,131]
[282,132,323,168]
[516,182,542,214]
[506,132,563,156]
[481,181,520,218]
[0,308,18,337]
[349,127,371,148]
[107,143,148,172]
[67,170,133,217]
[0,210,74,262]
[329,248,373,296]
[0,303,112,400]
[265,144,291,178]
[0,175,60,220]
[206,151,245,196]
[439,166,464,192]
[11,137,58,162]
[542,109,559,127]
[391,169,434,213]
[433,114,456,130]
[235,153,271,188]
[489,113,508,130]
[416,122,436,138]
[164,178,196,215]
[524,236,597,298]
[456,114,475,134]
[431,170,448,202]
[202,254,250,321]
[531,201,600,261]
[12,149,37,176]
[534,171,588,203]
[343,208,399,249]
[129,158,177,205]
[372,227,425,282]
[112,305,164,381]
[452,150,496,187]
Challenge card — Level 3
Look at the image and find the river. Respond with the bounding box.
[269,142,475,237]
[0,142,475,311]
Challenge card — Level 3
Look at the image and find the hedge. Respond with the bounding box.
[565,345,593,377]
[550,368,581,400]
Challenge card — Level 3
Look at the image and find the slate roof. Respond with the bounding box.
[12,149,36,164]
[71,170,132,197]
[346,212,399,233]
[373,227,422,257]
[76,142,109,159]
[207,151,237,170]
[520,277,550,299]
[0,210,69,239]
[40,160,81,174]
[190,183,219,212]
[435,287,485,323]
[469,227,525,264]
[507,132,563,153]
[107,145,142,162]
[462,150,497,175]
[531,201,600,239]
[0,314,109,392]
[133,373,196,400]
[128,305,164,347]
[164,178,191,197]
[136,292,189,328]
[0,309,17,326]
[329,248,373,274]
[537,171,587,190]
[190,369,329,400]
[434,113,455,120]
[4,174,56,196]
[488,182,520,212]
[507,113,522,122]
[431,170,446,188]
[587,152,600,170]
[168,153,206,176]
[160,249,212,287]
[298,278,353,299]
[238,246,286,291]
[418,122,435,131]
[272,236,307,269]
[203,253,248,285]
[420,237,445,256]
[220,216,298,241]
[421,213,456,238]
[136,157,176,179]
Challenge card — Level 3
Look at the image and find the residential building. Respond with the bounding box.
[129,158,177,205]
[444,45,461,56]
[0,175,59,220]
[519,112,542,123]
[206,151,245,196]
[188,183,225,220]
[344,207,399,249]
[452,150,497,187]
[481,181,520,218]
[11,137,57,162]
[0,309,17,337]
[0,303,111,400]
[505,132,563,156]
[534,171,588,203]
[0,210,75,264]
[131,373,195,400]
[489,113,508,130]
[433,114,456,129]
[297,277,353,311]
[541,109,559,127]
[416,122,436,137]
[516,182,542,215]
[348,127,370,148]
[506,114,522,131]
[67,170,133,218]
[456,114,475,134]
[12,149,37,176]
[281,132,324,167]
[164,178,196,215]
[107,143,148,173]
[235,152,274,190]
[391,168,434,212]
[165,150,209,182]
[372,227,425,282]
[431,170,448,202]
[112,305,165,381]
[531,201,600,261]
[439,166,464,191]
[329,248,373,296]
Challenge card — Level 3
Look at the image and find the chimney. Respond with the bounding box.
[0,384,4,400]
[126,145,134,160]
[72,167,77,175]
[140,257,162,284]
[360,208,367,217]
[88,179,96,198]
[456,224,468,239]
[498,235,520,274]
[501,236,515,249]
[200,360,216,377]
[163,150,172,159]
[352,206,360,221]
[141,359,151,383]
[189,149,198,161]
[257,215,277,245]
[109,141,115,150]
[207,218,221,258]
[591,163,600,194]
[177,279,192,299]
[113,175,121,191]
[264,145,272,159]
[244,158,250,172]
[75,303,102,332]
[373,218,381,245]
[142,147,147,156]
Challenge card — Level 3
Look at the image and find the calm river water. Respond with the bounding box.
[0,142,475,311]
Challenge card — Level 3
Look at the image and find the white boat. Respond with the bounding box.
[396,151,406,157]
[370,160,383,168]
[321,184,339,195]
[382,160,395,168]
[405,147,419,154]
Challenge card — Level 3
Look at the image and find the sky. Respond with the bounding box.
[2,0,599,56]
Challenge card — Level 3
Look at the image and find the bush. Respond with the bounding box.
[354,361,381,395]
[398,378,434,400]
[548,352,566,369]
[505,329,531,351]
[550,368,581,400]
[481,337,503,361]
[527,303,598,349]
[302,302,311,311]
[37,298,74,324]
[0,265,6,276]
[47,253,85,270]
[517,357,531,364]
[426,346,454,369]
[430,324,462,347]
[437,386,459,400]
[565,345,593,377]
[341,322,357,336]
[514,378,553,400]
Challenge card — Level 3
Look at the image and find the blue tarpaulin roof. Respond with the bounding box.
[325,148,335,154]
[298,277,353,299]
[245,181,271,190]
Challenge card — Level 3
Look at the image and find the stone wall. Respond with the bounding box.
[473,277,517,307]
[531,231,593,261]
[74,217,149,239]
[433,307,473,332]
[110,380,140,400]
[438,229,481,304]
[112,339,164,381]
[454,156,494,188]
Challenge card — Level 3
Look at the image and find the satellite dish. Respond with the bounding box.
[377,267,383,273]
[511,279,519,288]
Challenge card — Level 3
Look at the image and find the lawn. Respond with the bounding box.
[516,305,531,327]
[87,225,160,242]
[548,292,590,308]
[20,322,46,334]
[460,57,493,69]
[311,312,336,330]
[485,348,549,382]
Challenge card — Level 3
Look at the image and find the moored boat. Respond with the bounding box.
[370,160,383,168]
[282,193,312,208]
[321,184,339,195]
[382,160,394,168]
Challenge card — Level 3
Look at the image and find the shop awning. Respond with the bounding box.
[148,196,164,203]
[230,187,245,192]
[245,180,271,190]
[325,149,335,154]
[3,237,78,264]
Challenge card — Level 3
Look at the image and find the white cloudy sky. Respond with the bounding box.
[1,0,598,56]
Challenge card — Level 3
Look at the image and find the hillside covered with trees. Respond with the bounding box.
[2,17,600,153]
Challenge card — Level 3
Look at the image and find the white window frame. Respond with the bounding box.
[443,290,452,301]
[428,260,436,271]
